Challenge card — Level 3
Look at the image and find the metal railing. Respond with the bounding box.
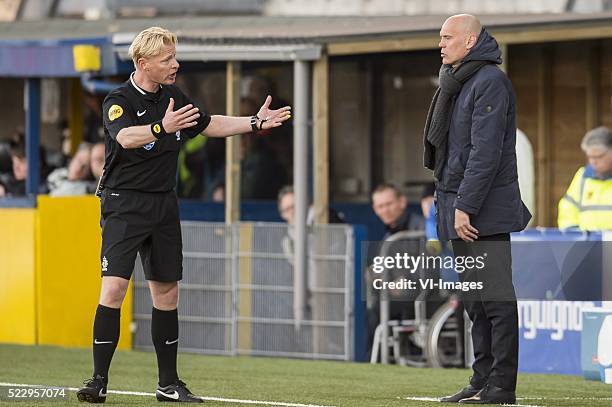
[132,221,355,360]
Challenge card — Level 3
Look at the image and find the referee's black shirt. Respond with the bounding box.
[101,72,211,193]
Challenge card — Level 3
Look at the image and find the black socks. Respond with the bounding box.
[92,304,120,381]
[151,307,179,387]
[91,304,179,387]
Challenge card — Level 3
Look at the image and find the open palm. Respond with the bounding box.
[256,95,292,130]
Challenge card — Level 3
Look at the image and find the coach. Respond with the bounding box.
[423,14,531,404]
[77,27,290,404]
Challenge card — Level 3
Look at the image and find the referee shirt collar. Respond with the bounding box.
[129,72,163,101]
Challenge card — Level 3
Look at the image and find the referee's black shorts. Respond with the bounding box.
[100,189,182,282]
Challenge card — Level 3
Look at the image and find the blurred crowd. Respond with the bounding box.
[1,78,610,235]
[177,94,289,202]
[0,74,291,202]
[0,127,104,199]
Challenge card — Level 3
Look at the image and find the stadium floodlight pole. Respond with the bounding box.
[293,59,309,330]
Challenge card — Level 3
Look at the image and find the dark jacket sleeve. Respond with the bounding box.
[454,76,509,215]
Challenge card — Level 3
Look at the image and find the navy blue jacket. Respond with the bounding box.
[435,29,531,240]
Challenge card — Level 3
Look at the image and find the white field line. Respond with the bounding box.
[4,383,610,406]
[404,396,543,407]
[406,395,612,406]
[0,382,334,407]
[518,396,612,401]
[402,397,441,402]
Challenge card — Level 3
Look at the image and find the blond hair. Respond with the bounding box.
[128,27,177,67]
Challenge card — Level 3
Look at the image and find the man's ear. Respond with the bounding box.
[137,57,147,71]
[466,33,478,50]
[399,195,408,209]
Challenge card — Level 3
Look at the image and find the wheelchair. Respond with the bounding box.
[368,230,472,368]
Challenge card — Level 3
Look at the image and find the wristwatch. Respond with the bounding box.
[250,115,259,132]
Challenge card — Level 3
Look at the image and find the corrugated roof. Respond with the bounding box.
[1,12,612,44]
[177,12,612,44]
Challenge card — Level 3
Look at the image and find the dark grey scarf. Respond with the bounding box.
[423,60,490,180]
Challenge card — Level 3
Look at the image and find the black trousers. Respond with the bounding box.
[452,233,518,391]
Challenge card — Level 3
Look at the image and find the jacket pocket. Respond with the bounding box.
[448,144,472,173]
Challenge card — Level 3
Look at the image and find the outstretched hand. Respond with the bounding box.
[162,98,201,133]
[256,96,291,130]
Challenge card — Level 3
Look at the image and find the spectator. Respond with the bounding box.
[244,76,293,180]
[0,141,26,197]
[277,184,345,355]
[90,142,105,181]
[277,185,344,225]
[0,135,48,198]
[178,136,207,199]
[371,183,423,235]
[278,185,295,223]
[241,134,286,200]
[367,183,426,352]
[0,141,12,174]
[47,142,96,196]
[240,97,287,200]
[0,141,13,197]
[558,126,612,230]
[277,184,344,273]
[211,182,224,202]
[202,137,225,199]
[11,142,28,189]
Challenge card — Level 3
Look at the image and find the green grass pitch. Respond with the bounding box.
[0,344,610,406]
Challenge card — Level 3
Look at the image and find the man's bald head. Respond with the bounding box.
[439,14,482,66]
[445,14,481,37]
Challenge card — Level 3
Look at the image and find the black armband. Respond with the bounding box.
[150,120,168,139]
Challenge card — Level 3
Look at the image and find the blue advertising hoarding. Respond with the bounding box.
[511,229,608,375]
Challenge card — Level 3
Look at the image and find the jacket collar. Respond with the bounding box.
[584,164,612,181]
[384,210,411,236]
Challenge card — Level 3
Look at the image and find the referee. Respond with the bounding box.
[77,27,291,404]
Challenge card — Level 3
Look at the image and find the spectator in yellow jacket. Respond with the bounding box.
[558,126,612,230]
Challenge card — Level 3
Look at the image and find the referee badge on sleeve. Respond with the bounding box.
[108,105,123,121]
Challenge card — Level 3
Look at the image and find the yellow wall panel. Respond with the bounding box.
[0,209,36,344]
[36,196,132,349]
